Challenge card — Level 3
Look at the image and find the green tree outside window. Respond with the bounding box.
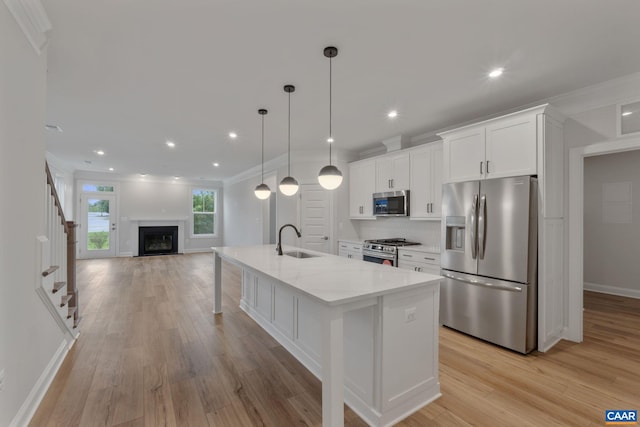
[193,189,216,235]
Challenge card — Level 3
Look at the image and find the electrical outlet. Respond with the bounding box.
[0,368,5,391]
[405,307,416,323]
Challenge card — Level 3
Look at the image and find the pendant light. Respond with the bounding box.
[254,109,271,200]
[279,84,299,196]
[318,46,343,190]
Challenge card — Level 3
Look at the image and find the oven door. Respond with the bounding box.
[362,250,396,267]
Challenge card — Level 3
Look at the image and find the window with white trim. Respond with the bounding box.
[192,189,217,236]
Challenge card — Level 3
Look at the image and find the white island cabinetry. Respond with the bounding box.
[213,245,441,427]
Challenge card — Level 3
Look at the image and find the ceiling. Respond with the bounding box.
[44,0,640,181]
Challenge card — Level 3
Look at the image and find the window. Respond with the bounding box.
[192,189,217,236]
[82,184,114,192]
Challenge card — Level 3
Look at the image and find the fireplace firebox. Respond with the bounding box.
[138,226,179,256]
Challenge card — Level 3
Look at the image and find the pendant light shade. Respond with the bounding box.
[279,84,299,196]
[318,46,343,190]
[318,165,343,190]
[254,109,271,200]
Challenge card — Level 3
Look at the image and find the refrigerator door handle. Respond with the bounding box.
[470,194,478,259]
[441,272,523,292]
[478,194,486,259]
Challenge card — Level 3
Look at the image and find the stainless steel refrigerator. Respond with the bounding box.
[440,175,537,353]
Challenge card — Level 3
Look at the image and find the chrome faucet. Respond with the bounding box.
[276,224,302,255]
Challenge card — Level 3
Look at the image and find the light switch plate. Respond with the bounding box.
[405,307,416,323]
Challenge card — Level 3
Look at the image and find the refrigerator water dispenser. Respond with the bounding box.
[445,216,466,251]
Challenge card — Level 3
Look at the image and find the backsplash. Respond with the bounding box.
[355,218,441,250]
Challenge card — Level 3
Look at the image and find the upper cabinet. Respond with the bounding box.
[440,107,539,183]
[376,152,410,192]
[349,159,376,219]
[410,142,443,219]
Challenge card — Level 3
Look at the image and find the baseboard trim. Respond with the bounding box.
[118,251,133,257]
[9,339,71,427]
[584,282,640,299]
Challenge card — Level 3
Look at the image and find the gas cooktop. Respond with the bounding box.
[364,238,420,247]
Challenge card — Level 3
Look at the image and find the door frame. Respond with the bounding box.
[77,180,119,259]
[567,136,640,342]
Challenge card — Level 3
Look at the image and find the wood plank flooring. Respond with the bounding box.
[30,254,640,426]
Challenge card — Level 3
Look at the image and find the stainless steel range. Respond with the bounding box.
[362,238,420,267]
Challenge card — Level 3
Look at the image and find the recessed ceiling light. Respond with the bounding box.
[139,173,147,177]
[166,140,176,148]
[45,124,63,132]
[327,137,334,143]
[228,132,237,139]
[488,67,504,78]
[173,176,180,179]
[108,167,114,171]
[213,162,220,167]
[622,111,633,117]
[95,150,105,156]
[387,110,398,118]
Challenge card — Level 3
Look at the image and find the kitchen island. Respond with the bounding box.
[212,245,442,427]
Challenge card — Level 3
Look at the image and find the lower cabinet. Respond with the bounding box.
[338,241,363,260]
[398,250,441,275]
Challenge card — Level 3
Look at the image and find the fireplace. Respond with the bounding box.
[138,226,179,256]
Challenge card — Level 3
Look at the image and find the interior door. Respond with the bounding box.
[299,184,330,253]
[80,194,117,258]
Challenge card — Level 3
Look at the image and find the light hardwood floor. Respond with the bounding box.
[30,254,640,426]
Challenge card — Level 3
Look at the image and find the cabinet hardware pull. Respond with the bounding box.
[480,161,484,175]
[403,254,413,257]
[486,160,490,174]
[391,179,394,188]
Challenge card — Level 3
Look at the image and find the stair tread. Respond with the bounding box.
[67,306,77,319]
[42,265,60,277]
[52,281,66,293]
[60,294,72,307]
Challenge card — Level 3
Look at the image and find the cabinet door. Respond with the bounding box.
[349,160,376,218]
[485,113,537,178]
[428,144,443,218]
[376,157,394,192]
[410,148,429,218]
[376,153,410,192]
[443,127,485,183]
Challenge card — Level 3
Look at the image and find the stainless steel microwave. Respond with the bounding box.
[373,190,410,216]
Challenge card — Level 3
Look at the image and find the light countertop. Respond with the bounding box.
[213,245,441,306]
[398,245,441,254]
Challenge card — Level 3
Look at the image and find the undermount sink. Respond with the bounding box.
[284,251,319,259]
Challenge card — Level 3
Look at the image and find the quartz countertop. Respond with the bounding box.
[213,245,441,306]
[398,245,441,254]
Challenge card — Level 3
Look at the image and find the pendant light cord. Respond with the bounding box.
[261,114,265,183]
[329,54,333,166]
[288,90,291,176]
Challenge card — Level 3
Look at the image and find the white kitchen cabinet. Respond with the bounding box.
[397,249,440,275]
[338,241,363,260]
[440,107,539,183]
[349,159,376,219]
[376,152,410,192]
[409,142,443,219]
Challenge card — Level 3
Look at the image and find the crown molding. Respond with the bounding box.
[545,72,640,116]
[4,0,51,54]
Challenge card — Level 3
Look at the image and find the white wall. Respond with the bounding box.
[223,173,268,247]
[355,219,441,249]
[74,172,223,256]
[223,150,358,252]
[46,152,75,220]
[584,150,640,295]
[0,6,68,426]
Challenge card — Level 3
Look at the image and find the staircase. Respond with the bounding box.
[37,162,79,340]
